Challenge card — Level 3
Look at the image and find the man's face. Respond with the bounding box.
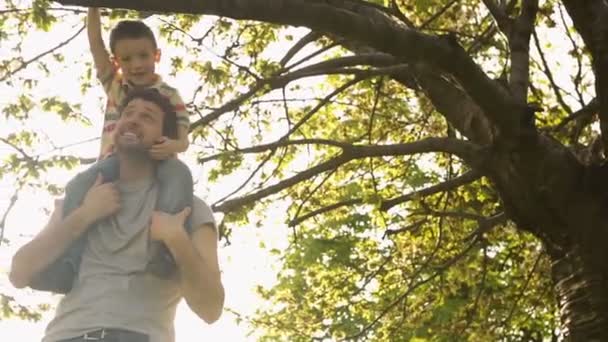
[112,38,160,87]
[114,98,164,156]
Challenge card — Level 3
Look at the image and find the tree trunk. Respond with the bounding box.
[551,244,608,341]
[485,135,608,341]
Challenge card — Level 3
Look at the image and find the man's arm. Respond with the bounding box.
[151,210,224,323]
[9,202,95,289]
[170,224,224,323]
[9,175,120,289]
[87,8,113,79]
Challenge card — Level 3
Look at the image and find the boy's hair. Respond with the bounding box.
[120,88,178,139]
[109,20,157,54]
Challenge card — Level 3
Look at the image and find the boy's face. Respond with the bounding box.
[112,38,160,87]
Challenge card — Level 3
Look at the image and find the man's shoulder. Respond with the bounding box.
[191,195,216,231]
[193,195,210,209]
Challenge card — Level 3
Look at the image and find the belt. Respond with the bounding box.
[59,328,149,342]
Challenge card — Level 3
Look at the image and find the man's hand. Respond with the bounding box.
[80,173,120,222]
[149,136,181,160]
[150,207,191,244]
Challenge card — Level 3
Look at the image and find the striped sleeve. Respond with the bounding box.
[95,64,117,95]
[162,85,190,129]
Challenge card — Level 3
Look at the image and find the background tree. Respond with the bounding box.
[1,0,606,340]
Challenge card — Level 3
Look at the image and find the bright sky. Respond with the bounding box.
[0,9,297,342]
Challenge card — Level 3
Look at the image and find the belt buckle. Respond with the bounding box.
[83,329,106,340]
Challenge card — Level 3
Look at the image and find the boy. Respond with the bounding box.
[87,8,190,159]
[85,8,195,274]
[29,8,194,293]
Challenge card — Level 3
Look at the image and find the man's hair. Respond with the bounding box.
[109,20,157,54]
[119,88,178,139]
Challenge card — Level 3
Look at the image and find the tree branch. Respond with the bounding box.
[332,45,495,145]
[508,0,538,103]
[380,170,482,211]
[288,198,362,227]
[502,252,544,330]
[419,0,460,30]
[0,181,23,246]
[213,152,352,213]
[199,139,351,164]
[553,98,598,133]
[289,169,339,227]
[0,137,35,163]
[561,1,608,154]
[532,28,572,114]
[464,212,508,241]
[560,1,600,53]
[0,24,85,82]
[388,0,414,28]
[289,170,485,226]
[213,138,482,213]
[482,0,513,35]
[383,219,427,237]
[0,7,86,14]
[190,55,403,130]
[558,3,586,106]
[412,67,495,145]
[280,31,322,67]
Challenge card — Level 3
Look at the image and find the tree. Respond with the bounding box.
[1,0,606,340]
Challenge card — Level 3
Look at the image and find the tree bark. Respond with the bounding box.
[552,245,608,341]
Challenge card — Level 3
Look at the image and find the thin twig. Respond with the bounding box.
[1,24,85,82]
[419,0,460,30]
[532,28,572,114]
[501,252,544,329]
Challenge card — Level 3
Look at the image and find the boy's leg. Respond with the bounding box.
[146,158,193,278]
[29,156,120,293]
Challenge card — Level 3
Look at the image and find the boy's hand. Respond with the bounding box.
[149,136,180,160]
[149,207,191,245]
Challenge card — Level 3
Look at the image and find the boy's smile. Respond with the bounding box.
[112,37,160,87]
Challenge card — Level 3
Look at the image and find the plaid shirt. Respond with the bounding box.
[96,67,189,158]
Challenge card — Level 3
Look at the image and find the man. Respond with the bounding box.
[9,88,224,342]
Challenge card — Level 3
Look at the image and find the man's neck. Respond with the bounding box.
[117,153,155,182]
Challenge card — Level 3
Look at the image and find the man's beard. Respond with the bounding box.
[115,142,151,162]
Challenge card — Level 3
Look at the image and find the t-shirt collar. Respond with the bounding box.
[120,73,163,92]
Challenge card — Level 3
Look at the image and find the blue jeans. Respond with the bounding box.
[29,156,193,293]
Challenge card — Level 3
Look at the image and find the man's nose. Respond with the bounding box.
[124,114,140,126]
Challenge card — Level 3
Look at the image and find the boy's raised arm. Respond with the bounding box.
[87,8,112,78]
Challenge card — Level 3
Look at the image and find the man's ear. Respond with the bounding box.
[155,49,161,63]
